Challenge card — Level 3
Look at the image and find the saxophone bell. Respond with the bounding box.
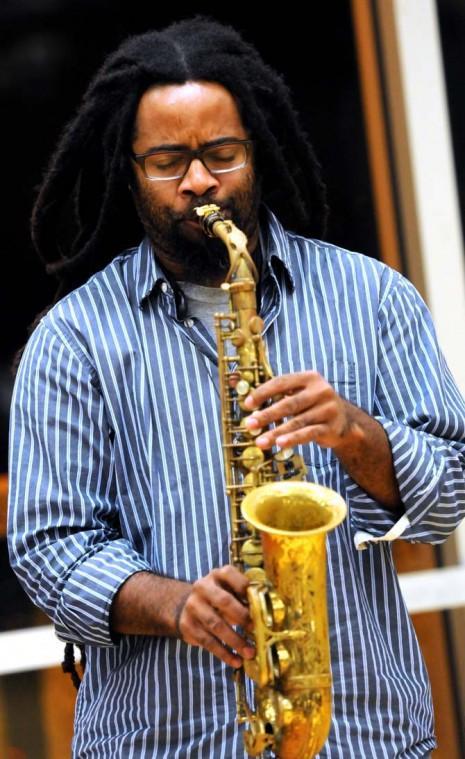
[241,481,346,758]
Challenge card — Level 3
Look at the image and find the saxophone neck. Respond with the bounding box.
[194,203,259,285]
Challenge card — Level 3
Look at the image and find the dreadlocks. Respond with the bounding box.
[31,15,328,302]
[62,642,86,690]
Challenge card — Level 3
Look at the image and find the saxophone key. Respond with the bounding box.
[231,329,246,347]
[241,445,265,471]
[240,538,263,568]
[235,379,250,396]
[248,315,264,334]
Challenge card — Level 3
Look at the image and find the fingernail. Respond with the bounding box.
[244,415,259,429]
[256,435,269,447]
[243,395,255,409]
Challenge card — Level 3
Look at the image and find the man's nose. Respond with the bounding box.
[178,158,220,196]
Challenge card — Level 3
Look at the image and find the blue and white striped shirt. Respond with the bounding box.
[8,207,465,757]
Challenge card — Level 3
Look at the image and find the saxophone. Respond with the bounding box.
[194,204,347,759]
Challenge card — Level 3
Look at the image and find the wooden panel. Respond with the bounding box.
[0,678,7,758]
[350,0,403,272]
[373,0,426,295]
[0,667,75,759]
[0,670,46,758]
[40,667,75,759]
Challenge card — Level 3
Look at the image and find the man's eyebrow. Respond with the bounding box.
[142,136,246,153]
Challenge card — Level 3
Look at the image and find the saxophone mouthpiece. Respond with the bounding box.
[194,204,226,237]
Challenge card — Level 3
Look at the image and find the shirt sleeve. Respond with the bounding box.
[347,268,465,549]
[7,318,152,646]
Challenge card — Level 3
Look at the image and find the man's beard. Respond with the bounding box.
[132,176,262,284]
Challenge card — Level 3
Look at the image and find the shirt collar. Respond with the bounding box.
[135,237,168,307]
[134,203,296,307]
[258,204,296,292]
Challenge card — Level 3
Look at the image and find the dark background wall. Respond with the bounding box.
[437,0,465,251]
[0,0,379,477]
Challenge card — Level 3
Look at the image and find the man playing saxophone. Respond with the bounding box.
[8,17,465,759]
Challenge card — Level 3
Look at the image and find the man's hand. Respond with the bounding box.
[243,371,402,511]
[243,370,356,451]
[176,565,255,669]
[111,566,256,670]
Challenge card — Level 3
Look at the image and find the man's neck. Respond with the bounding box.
[153,226,261,288]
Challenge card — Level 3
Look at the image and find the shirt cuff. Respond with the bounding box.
[54,539,152,647]
[348,415,445,550]
[377,415,445,520]
[354,513,410,550]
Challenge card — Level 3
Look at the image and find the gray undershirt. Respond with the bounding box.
[178,281,230,338]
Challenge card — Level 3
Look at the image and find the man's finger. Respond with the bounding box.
[243,371,319,409]
[180,601,255,666]
[255,403,334,445]
[195,631,244,669]
[275,424,329,448]
[213,565,251,598]
[244,389,311,428]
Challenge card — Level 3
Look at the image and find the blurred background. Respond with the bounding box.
[1,1,464,756]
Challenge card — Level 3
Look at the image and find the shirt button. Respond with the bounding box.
[160,282,168,293]
[184,318,194,328]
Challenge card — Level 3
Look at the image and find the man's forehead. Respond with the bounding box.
[133,80,247,143]
[137,80,237,111]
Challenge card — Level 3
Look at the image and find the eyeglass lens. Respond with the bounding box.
[143,143,248,179]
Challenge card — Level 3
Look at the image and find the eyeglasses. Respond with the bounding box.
[132,139,253,181]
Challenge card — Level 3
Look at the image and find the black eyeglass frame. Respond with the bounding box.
[131,139,253,181]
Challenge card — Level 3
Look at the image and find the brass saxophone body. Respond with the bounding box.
[194,204,347,759]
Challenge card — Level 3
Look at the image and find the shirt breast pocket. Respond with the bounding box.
[300,360,357,473]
